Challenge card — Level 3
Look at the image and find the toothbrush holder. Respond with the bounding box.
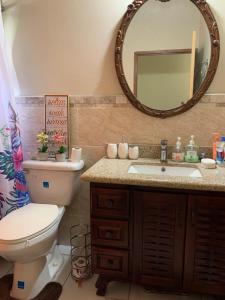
[129,146,139,160]
[106,144,118,159]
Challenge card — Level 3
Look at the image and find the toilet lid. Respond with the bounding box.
[0,203,59,241]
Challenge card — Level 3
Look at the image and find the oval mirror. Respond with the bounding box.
[115,0,220,118]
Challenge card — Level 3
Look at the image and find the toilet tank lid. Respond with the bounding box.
[22,160,84,171]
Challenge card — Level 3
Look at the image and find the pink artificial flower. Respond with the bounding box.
[53,133,64,145]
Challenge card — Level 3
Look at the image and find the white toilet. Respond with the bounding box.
[0,160,84,300]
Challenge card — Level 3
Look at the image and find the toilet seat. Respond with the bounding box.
[0,203,64,244]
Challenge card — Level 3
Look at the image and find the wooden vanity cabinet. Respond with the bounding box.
[133,190,187,290]
[184,195,225,295]
[90,186,131,296]
[90,183,225,297]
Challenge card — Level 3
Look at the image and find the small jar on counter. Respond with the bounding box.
[128,146,139,160]
[106,144,118,159]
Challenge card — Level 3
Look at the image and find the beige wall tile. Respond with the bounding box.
[17,100,45,160]
[70,107,79,147]
[17,95,225,245]
[76,103,225,147]
[80,146,105,169]
[58,213,84,246]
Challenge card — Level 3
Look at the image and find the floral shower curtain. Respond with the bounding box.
[0,8,30,220]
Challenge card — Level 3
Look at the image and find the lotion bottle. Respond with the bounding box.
[213,132,220,160]
[185,135,199,163]
[172,137,185,162]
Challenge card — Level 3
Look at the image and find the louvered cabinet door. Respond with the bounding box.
[133,191,187,290]
[184,195,225,296]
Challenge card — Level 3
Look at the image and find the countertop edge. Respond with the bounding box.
[81,174,225,193]
[81,158,225,193]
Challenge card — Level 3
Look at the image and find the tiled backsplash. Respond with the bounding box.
[17,94,225,156]
[16,94,224,244]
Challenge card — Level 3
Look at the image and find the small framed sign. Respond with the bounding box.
[45,95,69,158]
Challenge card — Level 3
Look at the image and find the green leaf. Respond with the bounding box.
[0,150,15,180]
[58,145,66,154]
[38,145,48,153]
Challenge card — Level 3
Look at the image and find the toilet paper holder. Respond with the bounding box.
[70,224,92,284]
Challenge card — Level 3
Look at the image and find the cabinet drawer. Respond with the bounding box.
[92,247,128,279]
[91,219,129,248]
[91,187,129,218]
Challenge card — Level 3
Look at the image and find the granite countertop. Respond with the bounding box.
[81,157,225,192]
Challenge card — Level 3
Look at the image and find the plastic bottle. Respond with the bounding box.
[172,137,185,162]
[213,132,220,160]
[185,135,199,163]
[216,136,225,165]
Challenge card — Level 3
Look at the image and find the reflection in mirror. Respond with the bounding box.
[122,0,211,111]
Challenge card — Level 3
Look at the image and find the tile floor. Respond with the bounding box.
[0,255,216,300]
[59,274,216,300]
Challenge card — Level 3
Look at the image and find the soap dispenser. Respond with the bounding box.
[185,135,199,163]
[172,137,185,162]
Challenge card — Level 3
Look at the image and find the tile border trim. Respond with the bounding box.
[15,94,225,107]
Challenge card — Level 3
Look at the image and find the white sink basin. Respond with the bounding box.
[128,164,202,178]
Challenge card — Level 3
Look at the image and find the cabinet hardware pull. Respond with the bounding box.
[191,209,196,226]
[178,210,184,228]
[107,199,114,208]
[108,259,114,266]
[105,230,113,239]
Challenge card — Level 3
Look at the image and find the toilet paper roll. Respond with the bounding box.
[71,147,82,162]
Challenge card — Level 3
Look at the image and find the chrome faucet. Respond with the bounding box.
[160,140,168,163]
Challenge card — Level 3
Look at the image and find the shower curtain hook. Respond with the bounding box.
[1,0,5,12]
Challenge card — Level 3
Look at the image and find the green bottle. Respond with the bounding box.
[185,135,199,163]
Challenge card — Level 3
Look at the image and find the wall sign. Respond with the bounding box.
[45,95,69,158]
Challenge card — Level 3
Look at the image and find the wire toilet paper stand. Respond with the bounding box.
[70,224,92,285]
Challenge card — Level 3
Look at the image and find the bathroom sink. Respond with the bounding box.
[128,164,202,178]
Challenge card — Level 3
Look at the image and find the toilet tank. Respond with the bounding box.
[22,160,84,206]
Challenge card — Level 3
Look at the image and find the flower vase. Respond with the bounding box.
[55,153,66,162]
[37,152,48,161]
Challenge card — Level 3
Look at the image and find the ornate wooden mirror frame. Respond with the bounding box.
[115,0,220,118]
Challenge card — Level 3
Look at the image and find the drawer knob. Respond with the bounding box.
[108,259,114,266]
[105,230,113,239]
[107,199,114,208]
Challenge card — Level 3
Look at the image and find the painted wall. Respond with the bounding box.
[2,0,225,95]
[3,0,130,95]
